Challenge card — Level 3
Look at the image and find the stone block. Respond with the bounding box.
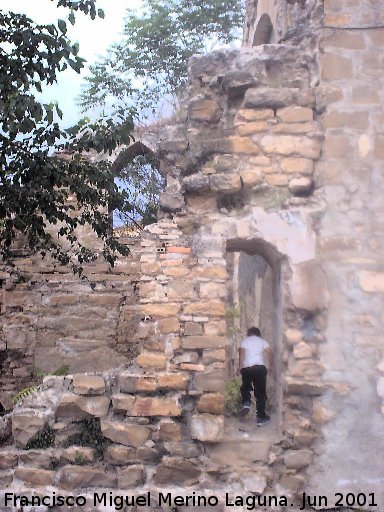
[112,394,135,413]
[272,122,315,135]
[321,53,353,80]
[158,317,180,334]
[281,158,314,175]
[118,465,146,488]
[244,87,294,108]
[164,441,201,458]
[132,397,181,417]
[323,110,369,130]
[137,352,167,369]
[183,300,226,316]
[104,445,137,465]
[158,420,182,441]
[204,320,227,336]
[153,457,201,485]
[0,472,12,489]
[210,174,242,193]
[199,282,226,299]
[167,281,196,301]
[101,420,150,447]
[173,352,199,364]
[202,137,259,155]
[56,394,110,419]
[60,446,96,464]
[191,414,224,442]
[19,449,55,469]
[159,192,184,213]
[236,121,268,136]
[327,31,366,49]
[158,373,189,391]
[359,271,384,293]
[277,106,313,123]
[59,465,117,490]
[202,349,226,364]
[289,261,329,311]
[182,335,226,349]
[265,174,289,187]
[324,134,352,158]
[184,322,203,335]
[291,360,324,378]
[352,85,380,105]
[0,452,18,470]
[243,474,267,493]
[119,374,157,393]
[293,341,313,359]
[182,173,210,192]
[284,449,312,469]
[194,368,226,392]
[72,374,105,395]
[285,378,325,396]
[240,169,263,187]
[180,363,205,371]
[140,303,181,317]
[194,266,227,279]
[235,108,274,122]
[189,98,221,122]
[14,467,55,487]
[222,70,257,98]
[197,393,225,414]
[12,415,45,449]
[260,135,321,159]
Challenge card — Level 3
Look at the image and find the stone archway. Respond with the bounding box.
[253,13,274,45]
[226,237,285,423]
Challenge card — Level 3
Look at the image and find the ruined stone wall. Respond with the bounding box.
[0,236,142,410]
[1,0,384,508]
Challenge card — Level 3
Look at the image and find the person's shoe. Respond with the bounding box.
[239,402,251,416]
[256,415,270,427]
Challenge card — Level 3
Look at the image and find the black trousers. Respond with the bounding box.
[241,365,267,417]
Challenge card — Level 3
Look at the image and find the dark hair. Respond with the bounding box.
[247,326,261,337]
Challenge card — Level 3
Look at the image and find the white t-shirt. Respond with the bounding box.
[240,335,270,369]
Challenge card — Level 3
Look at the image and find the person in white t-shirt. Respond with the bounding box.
[237,326,273,426]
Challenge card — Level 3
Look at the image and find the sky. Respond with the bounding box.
[1,0,140,127]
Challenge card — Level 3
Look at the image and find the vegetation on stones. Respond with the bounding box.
[13,364,70,405]
[0,0,135,275]
[13,386,39,405]
[25,423,55,450]
[63,417,108,457]
[79,0,244,113]
[224,377,242,415]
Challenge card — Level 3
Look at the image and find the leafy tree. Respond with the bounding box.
[0,0,136,274]
[79,0,244,112]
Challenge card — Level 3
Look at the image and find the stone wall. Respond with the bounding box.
[306,0,384,500]
[0,236,141,410]
[1,0,384,509]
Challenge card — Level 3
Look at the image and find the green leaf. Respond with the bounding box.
[68,11,76,25]
[58,19,67,34]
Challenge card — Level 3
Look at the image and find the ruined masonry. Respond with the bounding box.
[1,0,384,510]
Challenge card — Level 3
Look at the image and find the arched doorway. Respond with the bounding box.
[253,13,274,45]
[226,238,284,426]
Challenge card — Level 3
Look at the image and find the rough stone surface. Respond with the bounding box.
[191,414,224,442]
[101,420,150,447]
[154,458,201,486]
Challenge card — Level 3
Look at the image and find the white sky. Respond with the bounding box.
[2,0,140,126]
